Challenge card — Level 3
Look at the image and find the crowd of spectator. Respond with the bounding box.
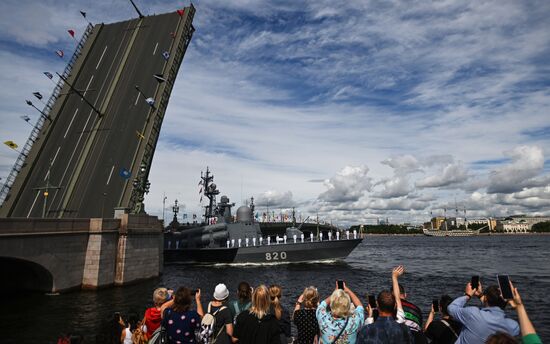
[95,266,542,344]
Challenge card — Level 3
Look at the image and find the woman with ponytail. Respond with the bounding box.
[234,285,281,344]
[269,285,292,344]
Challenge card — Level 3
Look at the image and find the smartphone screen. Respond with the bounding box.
[432,299,439,311]
[368,294,376,308]
[497,275,514,299]
[471,275,480,289]
[337,280,344,289]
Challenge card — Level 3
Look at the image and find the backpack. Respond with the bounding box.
[198,302,227,344]
[132,325,148,344]
[149,309,169,344]
[231,300,251,324]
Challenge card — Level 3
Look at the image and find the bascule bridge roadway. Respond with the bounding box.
[0,8,195,219]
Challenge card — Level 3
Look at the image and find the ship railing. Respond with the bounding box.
[226,230,358,248]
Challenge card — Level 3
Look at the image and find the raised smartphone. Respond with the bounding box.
[497,275,514,300]
[337,280,344,289]
[432,299,439,312]
[368,294,377,308]
[471,275,480,289]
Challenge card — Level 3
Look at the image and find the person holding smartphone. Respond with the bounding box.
[447,279,519,343]
[316,281,364,344]
[507,281,542,344]
[423,295,462,344]
[293,286,320,344]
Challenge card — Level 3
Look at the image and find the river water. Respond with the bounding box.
[2,235,549,343]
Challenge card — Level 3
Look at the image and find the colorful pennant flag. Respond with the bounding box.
[80,11,87,18]
[55,50,64,58]
[4,141,18,149]
[119,168,131,179]
[44,72,53,79]
[33,92,43,100]
[177,9,185,16]
[68,29,75,38]
[162,51,170,61]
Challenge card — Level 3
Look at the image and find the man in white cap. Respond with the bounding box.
[207,283,234,344]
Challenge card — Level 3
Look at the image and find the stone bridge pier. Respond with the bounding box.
[0,214,163,293]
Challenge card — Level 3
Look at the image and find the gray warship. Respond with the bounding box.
[164,168,363,264]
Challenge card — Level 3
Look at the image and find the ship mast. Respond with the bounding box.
[201,167,219,224]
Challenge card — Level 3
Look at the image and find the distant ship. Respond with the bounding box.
[422,228,480,237]
[423,207,490,237]
[164,168,362,263]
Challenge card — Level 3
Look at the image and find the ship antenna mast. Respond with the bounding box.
[201,167,219,224]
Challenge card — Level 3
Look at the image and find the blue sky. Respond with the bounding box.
[1,0,549,225]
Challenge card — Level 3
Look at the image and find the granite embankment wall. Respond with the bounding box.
[0,214,163,292]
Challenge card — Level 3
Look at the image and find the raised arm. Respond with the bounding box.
[423,303,435,332]
[510,285,537,338]
[160,299,174,319]
[195,289,204,317]
[343,283,363,308]
[392,266,404,311]
[447,282,477,324]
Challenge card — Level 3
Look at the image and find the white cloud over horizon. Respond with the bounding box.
[0,0,549,226]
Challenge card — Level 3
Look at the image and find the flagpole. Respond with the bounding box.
[127,0,145,19]
[80,11,92,26]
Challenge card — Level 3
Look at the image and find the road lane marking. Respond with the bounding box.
[42,146,61,181]
[52,146,61,165]
[134,90,140,105]
[64,108,79,138]
[106,165,115,185]
[82,75,94,100]
[27,191,41,217]
[49,109,94,209]
[96,46,108,69]
[153,42,159,55]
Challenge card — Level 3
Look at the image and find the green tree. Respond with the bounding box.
[532,221,550,232]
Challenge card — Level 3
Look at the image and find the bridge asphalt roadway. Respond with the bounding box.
[9,11,186,218]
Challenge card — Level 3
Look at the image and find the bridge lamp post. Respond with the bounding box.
[26,100,52,122]
[172,199,179,225]
[135,85,156,109]
[132,163,150,214]
[162,194,167,226]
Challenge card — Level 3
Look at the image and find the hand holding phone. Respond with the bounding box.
[497,275,514,300]
[432,299,439,312]
[471,275,480,290]
[368,294,377,308]
[337,280,344,290]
